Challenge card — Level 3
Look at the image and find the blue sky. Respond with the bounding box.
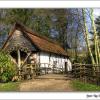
[94,8,100,18]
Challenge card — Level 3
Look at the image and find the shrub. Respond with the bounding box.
[0,51,17,82]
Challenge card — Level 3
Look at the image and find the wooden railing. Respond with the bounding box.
[72,63,100,85]
[18,63,64,80]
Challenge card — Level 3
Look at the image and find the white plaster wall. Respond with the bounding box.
[62,57,65,70]
[58,57,63,68]
[38,51,72,72]
[49,54,65,70]
[36,53,40,64]
[49,54,56,68]
[39,52,50,67]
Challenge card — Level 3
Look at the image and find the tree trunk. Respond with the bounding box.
[90,9,100,64]
[82,9,95,65]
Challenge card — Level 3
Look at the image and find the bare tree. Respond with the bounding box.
[82,8,95,64]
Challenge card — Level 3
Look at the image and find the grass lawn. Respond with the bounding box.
[72,80,100,91]
[0,82,20,91]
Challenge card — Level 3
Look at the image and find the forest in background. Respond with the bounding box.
[0,8,100,64]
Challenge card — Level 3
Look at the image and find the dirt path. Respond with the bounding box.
[19,74,74,92]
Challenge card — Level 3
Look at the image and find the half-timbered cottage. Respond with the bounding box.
[2,22,70,78]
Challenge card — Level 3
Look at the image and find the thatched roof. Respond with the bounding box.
[2,22,68,56]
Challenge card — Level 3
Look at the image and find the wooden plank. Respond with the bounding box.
[21,52,31,67]
[18,49,21,68]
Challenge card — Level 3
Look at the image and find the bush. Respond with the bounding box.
[0,51,17,82]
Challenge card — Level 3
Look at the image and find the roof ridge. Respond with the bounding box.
[2,22,68,56]
[15,22,62,46]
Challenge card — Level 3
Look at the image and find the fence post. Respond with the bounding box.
[74,64,76,78]
[84,65,86,83]
[80,64,81,80]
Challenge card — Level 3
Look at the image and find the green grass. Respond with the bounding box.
[72,80,100,91]
[0,82,20,91]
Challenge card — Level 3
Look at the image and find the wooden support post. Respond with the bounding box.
[74,65,76,78]
[45,64,46,74]
[17,49,21,80]
[84,65,86,83]
[21,52,31,67]
[18,49,21,68]
[80,65,81,80]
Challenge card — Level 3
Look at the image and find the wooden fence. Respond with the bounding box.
[72,63,100,85]
[19,63,64,80]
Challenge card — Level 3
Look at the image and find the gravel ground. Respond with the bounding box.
[19,74,74,92]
